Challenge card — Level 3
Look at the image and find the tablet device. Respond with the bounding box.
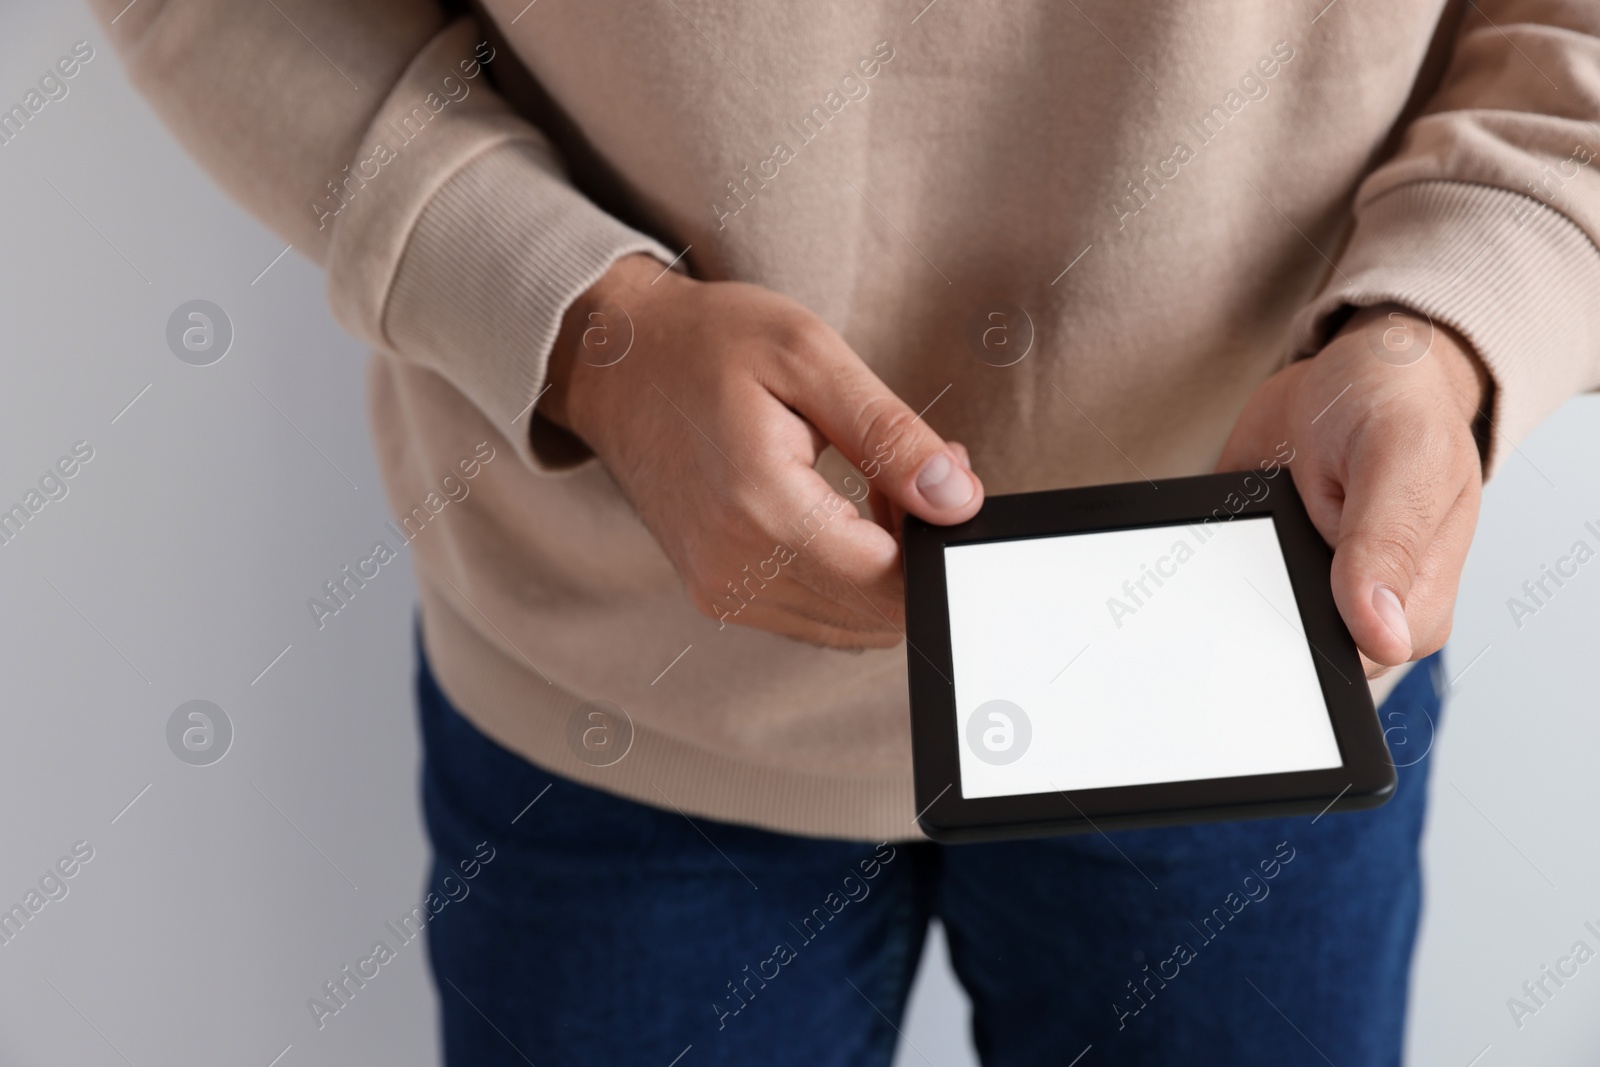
[901,469,1394,843]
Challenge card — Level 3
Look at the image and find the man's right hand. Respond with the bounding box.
[539,254,983,649]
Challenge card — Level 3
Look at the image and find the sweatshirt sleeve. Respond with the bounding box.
[1292,0,1600,476]
[91,0,677,472]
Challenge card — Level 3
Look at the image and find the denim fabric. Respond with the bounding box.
[419,648,1444,1067]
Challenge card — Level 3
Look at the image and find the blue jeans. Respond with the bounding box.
[418,647,1444,1067]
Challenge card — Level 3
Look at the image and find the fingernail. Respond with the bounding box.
[1372,585,1412,654]
[915,452,973,510]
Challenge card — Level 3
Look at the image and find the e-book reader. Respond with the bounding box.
[901,470,1394,842]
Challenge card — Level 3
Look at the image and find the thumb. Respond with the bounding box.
[792,350,984,525]
[878,440,974,539]
[1330,445,1452,668]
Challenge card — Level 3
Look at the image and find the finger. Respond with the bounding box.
[902,438,968,537]
[754,461,910,627]
[704,501,896,632]
[806,441,978,608]
[885,496,907,543]
[788,500,910,627]
[1329,422,1476,667]
[1357,485,1472,678]
[1359,653,1394,680]
[781,335,984,525]
[697,528,903,640]
[866,483,897,536]
[1392,478,1479,658]
[875,440,971,541]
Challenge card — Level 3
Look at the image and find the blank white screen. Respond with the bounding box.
[944,515,1342,799]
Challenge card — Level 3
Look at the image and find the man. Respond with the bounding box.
[97,0,1599,1062]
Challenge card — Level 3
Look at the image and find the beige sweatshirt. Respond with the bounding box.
[96,0,1600,841]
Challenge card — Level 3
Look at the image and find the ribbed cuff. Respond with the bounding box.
[324,19,676,474]
[1292,180,1600,477]
[381,140,675,472]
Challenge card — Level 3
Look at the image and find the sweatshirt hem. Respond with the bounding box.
[416,580,926,843]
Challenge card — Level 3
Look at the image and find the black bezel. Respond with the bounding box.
[902,470,1395,843]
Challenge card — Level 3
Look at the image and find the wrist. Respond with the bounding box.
[539,253,678,437]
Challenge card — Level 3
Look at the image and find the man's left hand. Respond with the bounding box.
[1217,304,1492,679]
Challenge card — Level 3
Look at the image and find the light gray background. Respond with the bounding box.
[1,5,1596,1065]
